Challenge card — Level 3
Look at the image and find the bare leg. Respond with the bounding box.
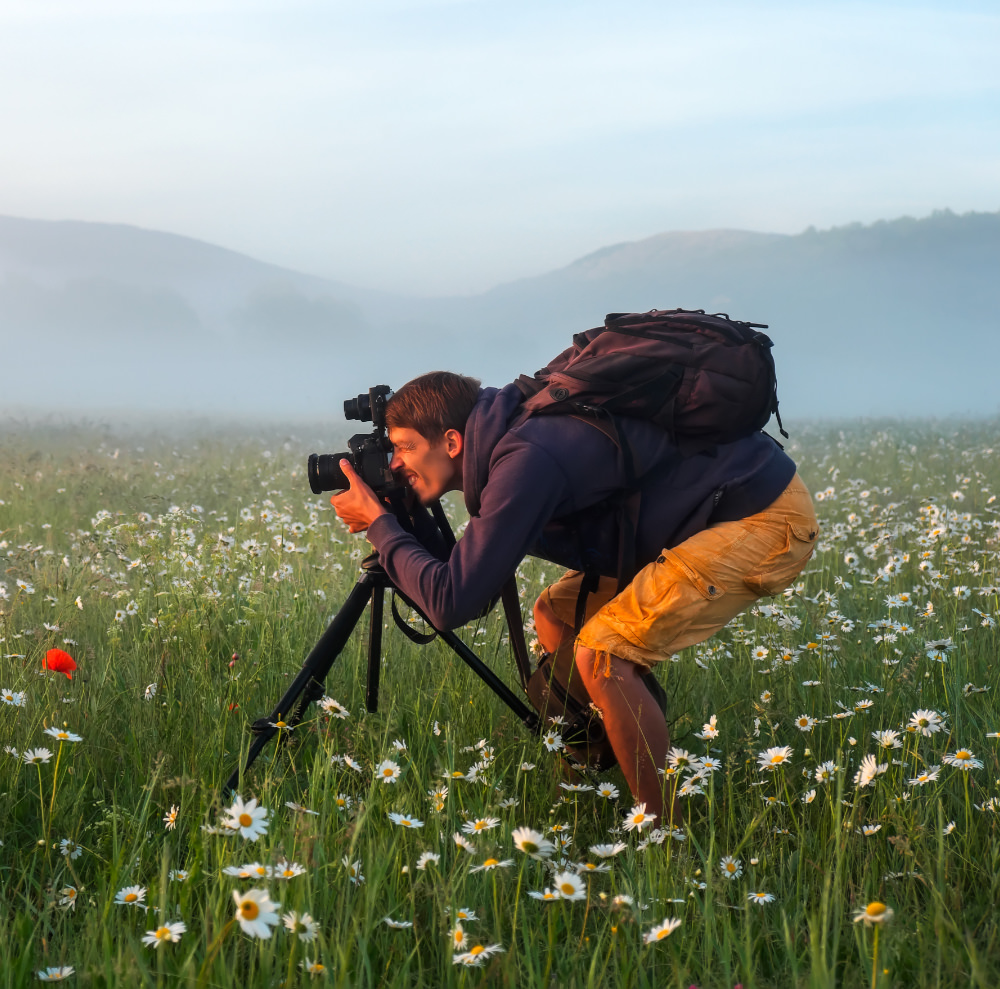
[533,592,568,645]
[574,646,669,822]
[535,596,670,822]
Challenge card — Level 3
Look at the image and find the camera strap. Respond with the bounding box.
[388,574,533,688]
[390,593,438,645]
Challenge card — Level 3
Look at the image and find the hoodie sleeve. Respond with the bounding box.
[365,441,569,629]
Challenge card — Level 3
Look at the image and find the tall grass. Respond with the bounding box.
[1,417,998,987]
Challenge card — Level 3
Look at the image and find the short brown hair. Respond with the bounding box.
[385,371,481,442]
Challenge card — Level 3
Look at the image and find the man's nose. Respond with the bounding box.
[389,452,403,471]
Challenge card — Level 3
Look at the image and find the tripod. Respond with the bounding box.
[222,551,541,796]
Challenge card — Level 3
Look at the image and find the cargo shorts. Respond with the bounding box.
[538,473,818,670]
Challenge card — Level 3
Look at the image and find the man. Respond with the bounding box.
[332,370,817,822]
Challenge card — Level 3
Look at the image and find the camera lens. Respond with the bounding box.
[343,394,372,421]
[307,453,351,494]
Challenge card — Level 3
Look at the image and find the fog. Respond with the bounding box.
[2,210,998,423]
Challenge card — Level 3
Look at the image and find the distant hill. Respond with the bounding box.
[2,210,998,418]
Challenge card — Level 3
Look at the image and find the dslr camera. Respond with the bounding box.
[307,385,400,497]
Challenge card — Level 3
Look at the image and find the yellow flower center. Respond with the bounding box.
[57,732,68,739]
[656,928,670,940]
[155,927,171,940]
[865,902,886,918]
[770,754,785,764]
[470,945,485,955]
[383,768,394,777]
[401,819,411,827]
[725,863,736,872]
[956,750,971,760]
[483,858,498,868]
[240,900,260,920]
[124,893,138,903]
[275,720,287,728]
[283,869,294,877]
[559,882,576,895]
[634,813,645,823]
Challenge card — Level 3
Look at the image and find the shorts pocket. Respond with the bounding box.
[673,554,728,603]
[744,521,817,597]
[600,552,727,652]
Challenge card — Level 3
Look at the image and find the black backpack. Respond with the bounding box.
[514,308,786,452]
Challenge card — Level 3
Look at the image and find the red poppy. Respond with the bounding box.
[44,648,77,679]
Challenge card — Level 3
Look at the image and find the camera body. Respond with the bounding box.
[308,385,400,496]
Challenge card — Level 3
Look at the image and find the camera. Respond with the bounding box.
[308,385,399,496]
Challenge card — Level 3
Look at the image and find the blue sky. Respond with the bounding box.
[1,0,997,294]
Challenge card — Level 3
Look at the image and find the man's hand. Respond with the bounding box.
[330,460,390,534]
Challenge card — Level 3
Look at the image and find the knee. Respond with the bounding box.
[532,591,553,629]
[534,592,570,652]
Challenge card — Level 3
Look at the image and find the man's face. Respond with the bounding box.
[388,427,463,504]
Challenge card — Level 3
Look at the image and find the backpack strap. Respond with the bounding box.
[564,409,644,627]
[501,576,533,692]
[573,568,601,635]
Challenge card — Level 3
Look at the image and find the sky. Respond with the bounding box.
[1,0,998,295]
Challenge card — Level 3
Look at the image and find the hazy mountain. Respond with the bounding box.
[1,210,998,419]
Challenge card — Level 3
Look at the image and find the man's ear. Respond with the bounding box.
[443,428,464,459]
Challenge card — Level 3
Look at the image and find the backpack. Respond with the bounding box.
[514,308,787,452]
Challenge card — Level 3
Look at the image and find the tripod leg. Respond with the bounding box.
[437,629,540,731]
[366,585,384,713]
[223,573,377,795]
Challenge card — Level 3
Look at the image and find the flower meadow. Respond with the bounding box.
[1,417,999,988]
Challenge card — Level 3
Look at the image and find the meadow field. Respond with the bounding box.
[1,416,998,988]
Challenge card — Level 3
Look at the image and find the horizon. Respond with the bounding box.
[1,0,997,294]
[1,205,989,300]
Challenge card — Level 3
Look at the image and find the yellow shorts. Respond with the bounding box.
[538,473,818,669]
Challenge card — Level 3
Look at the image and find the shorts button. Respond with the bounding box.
[656,555,665,564]
[708,586,717,595]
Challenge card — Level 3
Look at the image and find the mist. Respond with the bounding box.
[2,209,998,424]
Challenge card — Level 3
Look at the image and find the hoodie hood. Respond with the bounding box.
[462,383,525,518]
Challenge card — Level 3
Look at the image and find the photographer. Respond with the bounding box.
[331,370,817,822]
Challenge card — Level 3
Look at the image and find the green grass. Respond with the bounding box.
[1,416,998,987]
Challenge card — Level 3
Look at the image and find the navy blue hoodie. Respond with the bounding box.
[366,383,795,629]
